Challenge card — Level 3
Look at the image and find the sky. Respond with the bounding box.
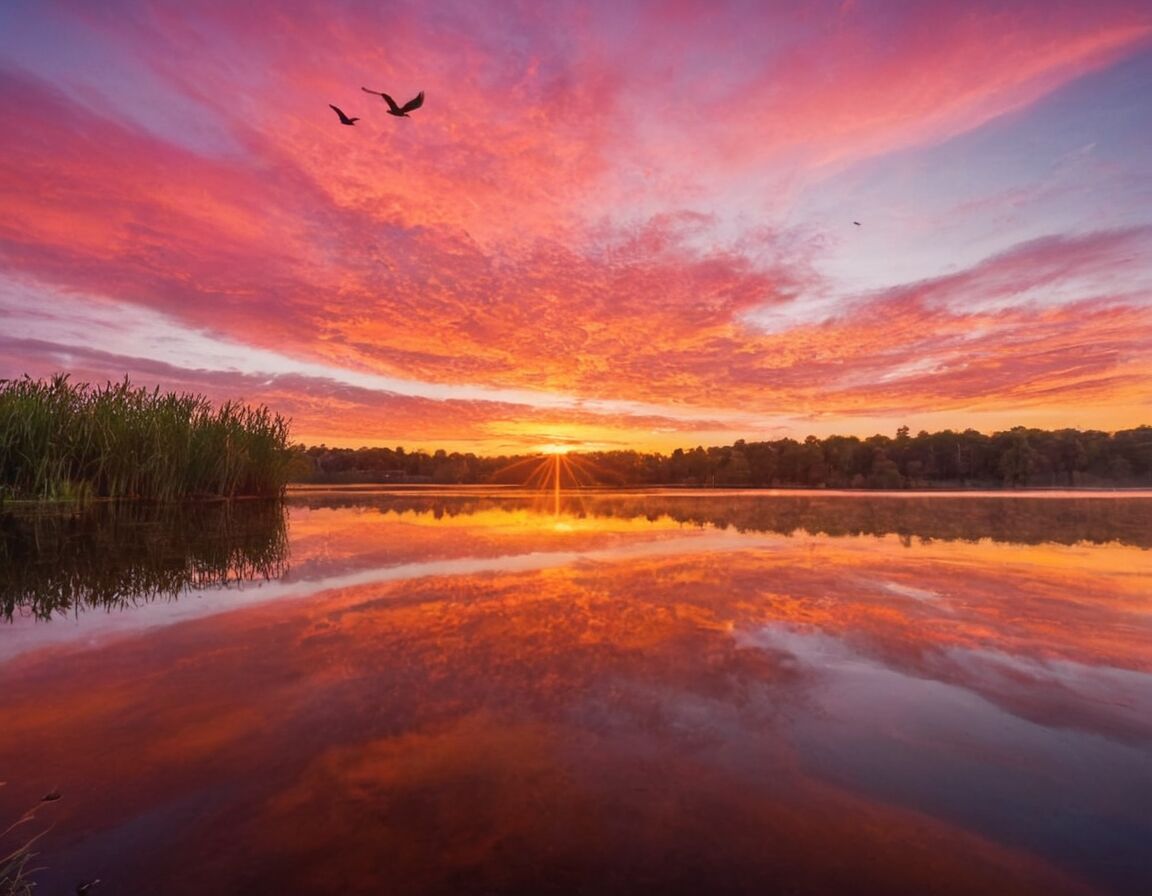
[1,0,1151,454]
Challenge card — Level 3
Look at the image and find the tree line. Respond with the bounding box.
[294,425,1152,488]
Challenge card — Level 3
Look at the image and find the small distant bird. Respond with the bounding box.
[42,790,62,802]
[328,104,359,126]
[361,87,425,117]
[76,881,101,895]
[853,221,861,226]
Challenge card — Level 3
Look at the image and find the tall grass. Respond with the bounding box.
[0,374,293,502]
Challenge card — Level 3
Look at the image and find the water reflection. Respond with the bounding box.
[0,500,288,621]
[1,490,1150,895]
[4,490,1150,626]
[292,486,1152,547]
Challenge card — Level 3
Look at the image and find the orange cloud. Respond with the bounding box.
[2,1,1150,448]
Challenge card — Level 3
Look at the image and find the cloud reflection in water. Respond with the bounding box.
[0,490,1149,894]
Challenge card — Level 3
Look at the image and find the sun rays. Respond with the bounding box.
[499,452,607,491]
[487,451,615,518]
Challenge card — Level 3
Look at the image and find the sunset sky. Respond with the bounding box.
[2,0,1151,454]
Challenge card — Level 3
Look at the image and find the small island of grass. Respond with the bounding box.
[0,374,294,502]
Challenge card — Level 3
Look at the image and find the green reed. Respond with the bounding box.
[0,374,293,502]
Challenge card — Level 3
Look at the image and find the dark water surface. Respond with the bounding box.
[1,489,1150,895]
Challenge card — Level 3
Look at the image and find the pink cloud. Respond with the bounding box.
[2,1,1150,446]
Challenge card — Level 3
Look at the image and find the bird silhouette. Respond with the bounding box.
[853,221,861,226]
[329,104,359,126]
[42,790,62,802]
[361,87,425,117]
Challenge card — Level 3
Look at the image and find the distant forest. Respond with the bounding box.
[294,425,1152,488]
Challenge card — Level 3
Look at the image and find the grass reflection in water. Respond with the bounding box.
[0,500,289,621]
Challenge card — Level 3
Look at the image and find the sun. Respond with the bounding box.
[538,443,574,455]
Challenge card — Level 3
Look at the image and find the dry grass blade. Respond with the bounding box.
[0,785,51,896]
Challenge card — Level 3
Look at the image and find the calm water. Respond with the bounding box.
[1,489,1150,895]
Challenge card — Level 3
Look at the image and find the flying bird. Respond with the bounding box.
[42,790,62,801]
[853,221,861,226]
[361,87,425,117]
[329,104,359,126]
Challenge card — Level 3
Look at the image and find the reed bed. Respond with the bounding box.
[0,374,293,501]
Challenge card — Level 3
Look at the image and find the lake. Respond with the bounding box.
[1,488,1150,895]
